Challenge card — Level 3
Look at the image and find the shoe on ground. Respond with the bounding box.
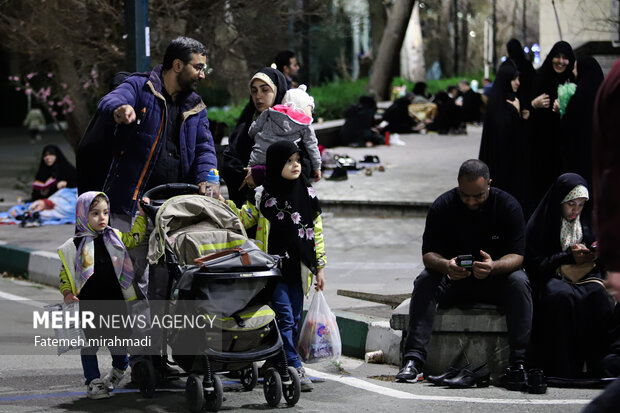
[327,167,348,181]
[426,364,471,386]
[395,359,423,383]
[499,364,527,391]
[526,368,547,394]
[103,367,125,392]
[86,378,110,399]
[297,366,314,392]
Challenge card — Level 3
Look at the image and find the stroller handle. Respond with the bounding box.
[140,183,201,222]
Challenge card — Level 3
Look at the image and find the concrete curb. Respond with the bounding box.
[0,242,402,365]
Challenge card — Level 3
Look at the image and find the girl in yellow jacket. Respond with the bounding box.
[228,140,326,392]
[58,191,147,399]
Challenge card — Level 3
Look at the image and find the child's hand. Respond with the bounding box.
[63,292,79,304]
[239,167,256,190]
[314,268,325,291]
[314,169,322,182]
[138,197,150,216]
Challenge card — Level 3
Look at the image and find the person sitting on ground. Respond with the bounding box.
[31,144,77,201]
[381,92,425,134]
[247,84,321,182]
[525,173,616,380]
[412,82,431,103]
[339,95,384,147]
[426,91,462,135]
[459,79,483,124]
[395,159,532,391]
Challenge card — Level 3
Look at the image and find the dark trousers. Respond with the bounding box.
[403,269,532,367]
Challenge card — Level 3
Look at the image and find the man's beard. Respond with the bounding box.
[178,71,198,92]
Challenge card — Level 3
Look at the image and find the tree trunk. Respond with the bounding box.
[214,1,250,104]
[367,0,417,101]
[54,55,91,150]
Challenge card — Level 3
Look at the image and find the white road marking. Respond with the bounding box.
[304,367,591,405]
[0,290,47,308]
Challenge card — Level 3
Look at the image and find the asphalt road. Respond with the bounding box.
[0,277,603,413]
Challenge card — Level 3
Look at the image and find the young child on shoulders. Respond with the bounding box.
[248,85,322,182]
[58,191,148,399]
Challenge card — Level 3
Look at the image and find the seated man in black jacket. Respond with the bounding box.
[395,159,533,391]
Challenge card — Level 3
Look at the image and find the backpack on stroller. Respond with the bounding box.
[133,184,302,411]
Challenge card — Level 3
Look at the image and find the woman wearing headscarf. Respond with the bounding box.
[506,38,536,117]
[523,41,575,219]
[31,144,77,201]
[221,67,287,207]
[558,56,604,187]
[525,173,615,379]
[478,59,524,204]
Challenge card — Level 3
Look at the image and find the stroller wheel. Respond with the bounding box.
[263,367,282,407]
[240,363,259,391]
[186,374,204,413]
[283,366,301,406]
[132,359,156,398]
[204,374,223,412]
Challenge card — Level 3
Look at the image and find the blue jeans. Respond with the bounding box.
[81,346,129,385]
[272,281,304,369]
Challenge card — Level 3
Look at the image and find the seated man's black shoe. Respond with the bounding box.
[395,359,423,383]
[500,363,527,391]
[443,363,490,388]
[526,368,547,394]
[426,364,471,386]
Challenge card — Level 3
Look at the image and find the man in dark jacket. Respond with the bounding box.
[395,159,532,391]
[100,36,216,218]
[96,36,217,376]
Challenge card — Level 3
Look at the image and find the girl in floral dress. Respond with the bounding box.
[259,140,326,391]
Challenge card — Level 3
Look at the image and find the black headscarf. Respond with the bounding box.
[32,144,77,200]
[506,38,536,111]
[221,67,287,207]
[479,60,524,202]
[532,41,576,102]
[559,56,604,186]
[259,141,321,282]
[525,173,594,285]
[523,41,576,219]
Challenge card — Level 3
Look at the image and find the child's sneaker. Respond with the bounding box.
[296,366,314,392]
[86,378,110,399]
[103,367,125,392]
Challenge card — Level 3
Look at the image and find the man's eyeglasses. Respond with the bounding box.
[190,63,213,76]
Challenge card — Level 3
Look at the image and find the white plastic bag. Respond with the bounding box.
[44,302,88,355]
[297,291,341,363]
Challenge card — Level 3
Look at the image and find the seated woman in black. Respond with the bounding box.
[31,144,77,201]
[525,173,615,379]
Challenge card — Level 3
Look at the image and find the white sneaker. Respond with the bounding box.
[86,378,110,399]
[103,367,125,392]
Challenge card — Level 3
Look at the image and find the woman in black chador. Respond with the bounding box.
[524,41,575,218]
[31,144,77,201]
[478,59,524,204]
[506,38,535,116]
[525,173,615,379]
[558,56,604,187]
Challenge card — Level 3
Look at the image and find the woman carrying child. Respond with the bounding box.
[58,191,148,399]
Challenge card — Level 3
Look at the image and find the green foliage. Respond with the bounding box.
[207,104,245,131]
[311,78,368,120]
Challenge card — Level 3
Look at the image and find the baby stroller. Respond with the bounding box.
[134,184,301,411]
